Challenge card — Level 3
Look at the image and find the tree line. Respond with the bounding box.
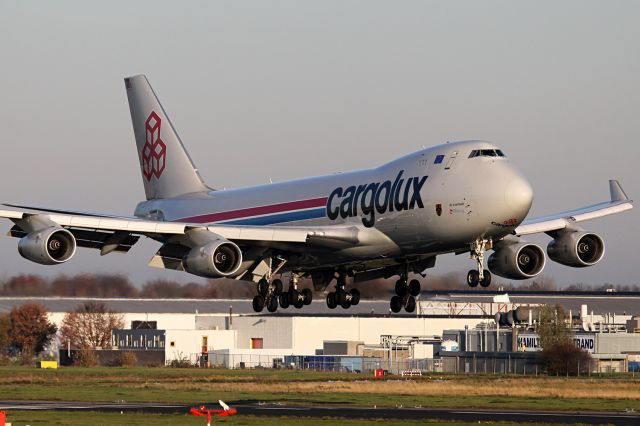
[0,273,637,300]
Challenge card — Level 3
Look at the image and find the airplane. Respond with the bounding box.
[0,75,633,313]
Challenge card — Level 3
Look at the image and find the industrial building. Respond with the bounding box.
[1,291,639,373]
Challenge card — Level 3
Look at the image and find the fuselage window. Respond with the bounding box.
[434,154,445,164]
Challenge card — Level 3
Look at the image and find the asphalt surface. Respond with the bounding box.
[2,291,640,315]
[0,400,638,424]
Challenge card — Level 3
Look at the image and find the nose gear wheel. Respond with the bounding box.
[467,239,492,288]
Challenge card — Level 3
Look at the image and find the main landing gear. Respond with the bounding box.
[390,274,420,313]
[467,239,491,288]
[278,274,312,310]
[326,272,360,310]
[252,257,313,313]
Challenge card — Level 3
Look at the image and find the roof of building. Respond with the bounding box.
[0,291,638,316]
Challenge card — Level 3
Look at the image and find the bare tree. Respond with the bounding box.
[59,302,124,349]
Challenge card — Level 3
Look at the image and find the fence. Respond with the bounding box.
[193,352,636,376]
[204,353,440,374]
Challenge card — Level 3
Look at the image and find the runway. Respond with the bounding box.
[1,400,638,424]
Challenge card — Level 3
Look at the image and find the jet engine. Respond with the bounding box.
[547,231,605,267]
[182,239,243,278]
[488,241,546,280]
[18,227,77,265]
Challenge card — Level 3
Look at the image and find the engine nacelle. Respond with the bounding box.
[547,231,605,267]
[182,240,242,278]
[488,242,546,280]
[18,227,76,265]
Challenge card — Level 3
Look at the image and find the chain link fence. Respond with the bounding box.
[194,352,636,376]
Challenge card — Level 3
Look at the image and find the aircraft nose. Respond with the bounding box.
[504,175,533,217]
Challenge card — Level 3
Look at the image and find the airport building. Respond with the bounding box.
[1,291,639,373]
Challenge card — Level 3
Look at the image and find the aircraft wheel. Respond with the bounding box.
[272,279,283,295]
[267,296,278,313]
[336,290,347,305]
[350,288,360,305]
[341,299,351,309]
[390,295,403,313]
[252,295,265,312]
[257,279,269,295]
[326,292,337,309]
[294,299,304,309]
[405,296,416,313]
[467,270,479,287]
[302,288,313,305]
[408,279,421,296]
[395,279,408,296]
[480,270,492,287]
[279,293,290,309]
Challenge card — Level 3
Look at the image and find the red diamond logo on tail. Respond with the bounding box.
[142,111,167,181]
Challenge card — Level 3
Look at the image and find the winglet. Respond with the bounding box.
[609,180,629,202]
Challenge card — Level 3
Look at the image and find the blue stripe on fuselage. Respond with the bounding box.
[218,208,326,225]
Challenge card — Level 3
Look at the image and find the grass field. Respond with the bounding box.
[0,367,638,425]
[0,412,544,426]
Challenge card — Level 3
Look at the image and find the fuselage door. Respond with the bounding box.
[444,151,458,170]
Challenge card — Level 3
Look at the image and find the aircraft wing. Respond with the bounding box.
[0,207,373,254]
[514,180,633,236]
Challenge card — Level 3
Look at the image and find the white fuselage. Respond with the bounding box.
[134,140,533,270]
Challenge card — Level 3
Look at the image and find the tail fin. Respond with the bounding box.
[125,75,209,200]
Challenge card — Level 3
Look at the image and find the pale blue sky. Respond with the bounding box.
[0,1,638,286]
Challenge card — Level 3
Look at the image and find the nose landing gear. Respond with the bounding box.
[390,275,420,313]
[326,272,360,310]
[467,239,492,288]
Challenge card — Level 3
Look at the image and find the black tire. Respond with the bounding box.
[272,279,283,295]
[480,270,492,288]
[302,288,312,305]
[395,279,408,297]
[267,296,278,312]
[326,292,337,309]
[350,288,360,305]
[408,279,421,296]
[257,279,269,295]
[252,295,265,312]
[405,296,416,313]
[341,299,351,309]
[279,293,290,309]
[294,299,304,309]
[390,295,402,313]
[336,290,347,305]
[467,270,479,287]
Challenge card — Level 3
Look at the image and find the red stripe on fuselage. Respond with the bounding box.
[178,197,328,224]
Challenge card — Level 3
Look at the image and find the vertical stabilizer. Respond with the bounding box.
[125,75,209,200]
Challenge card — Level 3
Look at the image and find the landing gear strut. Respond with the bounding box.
[467,239,492,288]
[390,272,419,313]
[252,257,288,313]
[279,273,312,310]
[326,272,360,310]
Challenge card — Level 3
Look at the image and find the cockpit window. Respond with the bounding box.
[468,149,506,158]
